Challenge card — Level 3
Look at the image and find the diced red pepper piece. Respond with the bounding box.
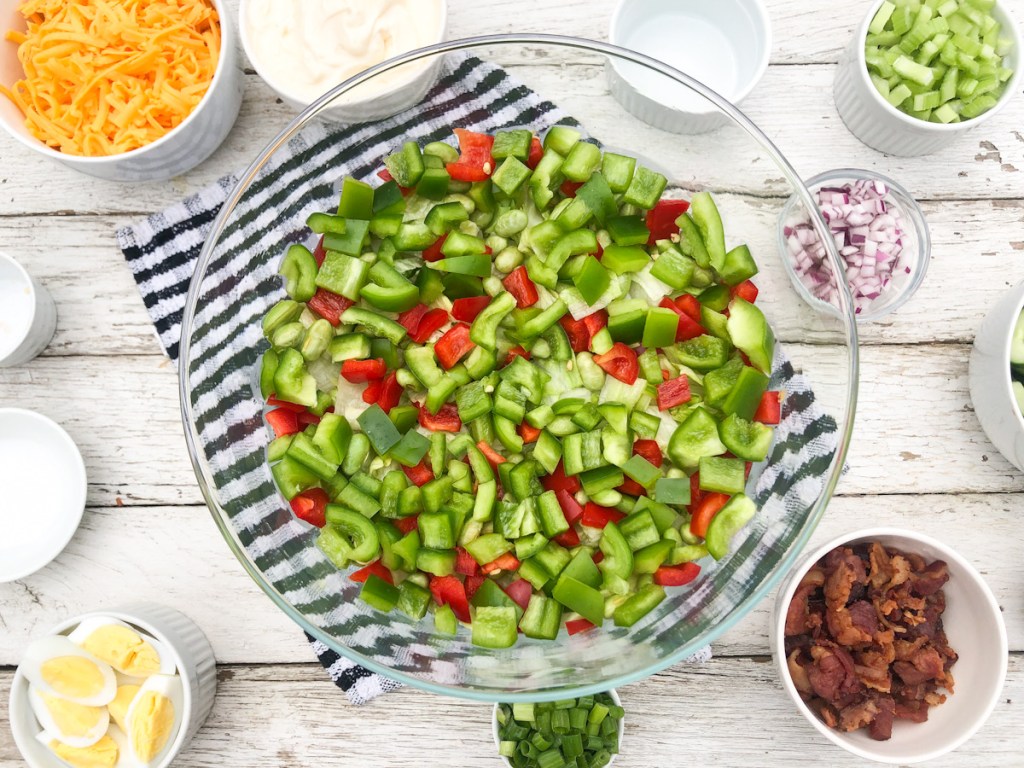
[296,411,321,427]
[465,574,487,600]
[455,546,481,577]
[350,560,395,585]
[675,294,702,323]
[422,234,448,262]
[542,461,581,495]
[689,472,704,510]
[633,439,663,468]
[313,235,327,267]
[555,489,584,525]
[501,346,531,368]
[434,323,475,369]
[618,478,648,497]
[308,288,354,326]
[504,579,533,612]
[645,198,690,245]
[690,492,731,538]
[754,391,782,425]
[376,371,403,413]
[560,179,583,197]
[592,551,604,564]
[429,575,471,623]
[526,136,543,169]
[676,313,707,342]
[266,407,300,437]
[731,279,759,304]
[398,304,429,334]
[394,515,419,534]
[581,502,627,529]
[362,379,383,404]
[409,308,449,344]
[290,488,329,527]
[657,376,692,410]
[503,266,539,308]
[482,552,520,575]
[558,314,591,354]
[445,128,495,182]
[266,396,308,413]
[518,422,541,444]
[341,358,387,383]
[418,402,462,433]
[451,296,492,322]
[653,562,701,587]
[377,168,413,196]
[594,342,639,385]
[553,528,581,548]
[477,441,506,470]
[566,618,596,635]
[582,310,608,338]
[401,459,434,487]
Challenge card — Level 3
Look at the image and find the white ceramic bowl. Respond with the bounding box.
[0,409,85,582]
[607,0,771,134]
[0,0,243,182]
[492,689,625,767]
[834,0,1023,156]
[771,528,1007,765]
[238,0,447,124]
[969,278,1024,471]
[0,251,56,367]
[9,604,217,768]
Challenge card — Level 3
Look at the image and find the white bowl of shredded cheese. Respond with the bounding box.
[0,0,243,182]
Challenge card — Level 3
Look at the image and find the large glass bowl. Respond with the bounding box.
[179,35,858,701]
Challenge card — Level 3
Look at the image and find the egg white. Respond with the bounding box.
[107,725,145,768]
[29,685,110,749]
[123,674,184,768]
[20,636,117,707]
[68,618,176,677]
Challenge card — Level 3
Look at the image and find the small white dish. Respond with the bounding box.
[607,0,772,134]
[9,604,218,768]
[772,528,1007,765]
[0,408,86,582]
[969,278,1024,471]
[833,0,1022,156]
[0,252,56,367]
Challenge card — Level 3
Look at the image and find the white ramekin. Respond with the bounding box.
[607,0,772,134]
[833,0,1023,156]
[0,0,243,182]
[0,251,56,368]
[9,604,218,768]
[969,278,1024,471]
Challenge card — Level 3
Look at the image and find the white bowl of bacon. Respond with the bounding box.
[771,528,1006,765]
[0,0,242,182]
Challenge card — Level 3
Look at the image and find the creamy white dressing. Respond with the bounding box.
[245,0,444,104]
[0,274,33,361]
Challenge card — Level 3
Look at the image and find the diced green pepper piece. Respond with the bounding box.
[389,429,431,467]
[575,172,616,225]
[492,156,532,195]
[650,248,696,290]
[397,580,432,620]
[434,602,458,634]
[273,348,317,407]
[698,456,747,495]
[623,166,667,209]
[676,213,711,268]
[668,407,727,469]
[543,125,581,155]
[654,477,691,505]
[416,548,456,576]
[322,505,380,563]
[372,181,405,216]
[598,522,633,579]
[721,365,769,420]
[359,574,400,612]
[574,255,611,305]
[337,178,375,219]
[607,309,646,345]
[492,129,532,161]
[472,606,519,648]
[613,583,666,627]
[727,298,775,374]
[642,307,680,349]
[552,576,605,626]
[323,219,370,256]
[705,493,756,560]
[561,141,602,182]
[341,306,408,345]
[621,454,660,489]
[315,251,370,300]
[600,152,636,193]
[313,412,353,466]
[689,192,726,272]
[271,455,319,500]
[602,244,650,274]
[416,168,451,201]
[357,404,402,455]
[279,244,317,302]
[384,141,425,187]
[307,211,348,235]
[719,413,773,462]
[519,594,563,641]
[676,335,731,372]
[425,201,469,236]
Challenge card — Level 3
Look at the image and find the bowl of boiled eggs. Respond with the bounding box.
[9,604,217,768]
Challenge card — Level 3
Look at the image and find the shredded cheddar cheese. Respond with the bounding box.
[0,0,220,157]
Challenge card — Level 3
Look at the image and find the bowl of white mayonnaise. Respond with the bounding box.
[239,0,448,123]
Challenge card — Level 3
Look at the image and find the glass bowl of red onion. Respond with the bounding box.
[779,169,930,322]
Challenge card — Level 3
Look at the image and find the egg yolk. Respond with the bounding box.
[48,734,118,768]
[107,684,140,733]
[130,691,175,763]
[41,657,106,700]
[38,692,106,738]
[80,625,162,677]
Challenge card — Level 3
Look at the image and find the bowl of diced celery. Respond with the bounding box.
[834,0,1022,156]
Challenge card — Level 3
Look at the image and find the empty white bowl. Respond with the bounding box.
[607,0,772,133]
[0,408,86,582]
[0,0,243,181]
[0,251,56,367]
[772,528,1006,765]
[969,278,1024,471]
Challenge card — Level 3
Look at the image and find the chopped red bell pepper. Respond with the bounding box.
[617,478,648,497]
[503,345,531,367]
[566,617,596,635]
[465,574,487,600]
[503,266,539,308]
[377,168,413,196]
[350,560,395,585]
[541,461,581,495]
[409,308,449,344]
[675,294,703,323]
[482,552,520,575]
[312,235,327,267]
[653,562,701,587]
[731,279,759,304]
[477,441,506,470]
[308,288,354,326]
[266,407,300,437]
[504,579,533,612]
[362,379,383,404]
[526,136,543,169]
[398,304,429,334]
[434,323,475,369]
[658,297,706,342]
[581,502,627,529]
[341,358,387,383]
[645,198,690,245]
[560,180,583,197]
[418,402,462,433]
[555,489,584,525]
[290,487,329,527]
[594,342,639,385]
[266,396,308,412]
[754,391,782,425]
[445,128,495,182]
[296,411,321,427]
[451,295,492,322]
[394,515,419,534]
[591,551,604,564]
[689,472,704,510]
[429,575,471,623]
[553,528,581,548]
[559,314,591,354]
[376,371,403,413]
[657,376,692,410]
[633,439,663,468]
[455,546,481,577]
[582,310,608,338]
[422,233,448,263]
[401,459,434,487]
[518,422,541,444]
[690,492,731,538]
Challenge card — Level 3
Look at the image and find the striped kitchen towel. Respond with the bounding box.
[117,53,836,706]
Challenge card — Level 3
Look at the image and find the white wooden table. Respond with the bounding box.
[2,1,1023,765]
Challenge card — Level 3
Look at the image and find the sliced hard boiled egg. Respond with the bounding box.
[36,728,119,768]
[29,686,109,749]
[68,618,175,677]
[124,674,183,767]
[20,636,117,707]
[107,725,144,768]
[107,684,141,734]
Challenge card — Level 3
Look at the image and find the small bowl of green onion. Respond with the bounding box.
[834,0,1022,156]
[493,690,626,768]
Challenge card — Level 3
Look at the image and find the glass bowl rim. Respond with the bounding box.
[177,32,860,702]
